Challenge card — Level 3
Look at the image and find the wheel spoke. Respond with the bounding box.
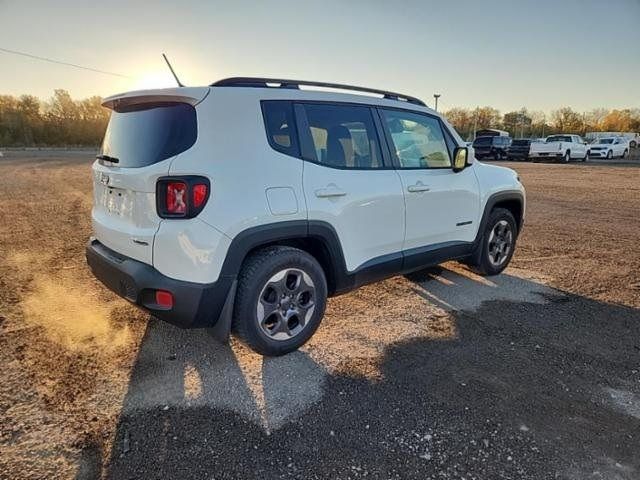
[258,297,280,323]
[272,314,293,337]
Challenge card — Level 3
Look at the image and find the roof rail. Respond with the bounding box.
[211,77,426,107]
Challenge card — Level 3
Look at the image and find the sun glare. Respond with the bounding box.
[132,70,176,91]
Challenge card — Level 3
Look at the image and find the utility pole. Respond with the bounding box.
[473,108,478,140]
[433,94,441,112]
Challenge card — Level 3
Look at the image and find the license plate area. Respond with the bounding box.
[100,186,133,218]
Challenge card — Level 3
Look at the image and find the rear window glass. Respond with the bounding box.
[297,103,383,169]
[473,137,492,146]
[546,136,571,143]
[262,101,300,157]
[101,102,197,167]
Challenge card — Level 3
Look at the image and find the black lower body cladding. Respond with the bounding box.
[85,240,234,328]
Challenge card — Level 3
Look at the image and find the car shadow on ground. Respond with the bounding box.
[78,267,640,480]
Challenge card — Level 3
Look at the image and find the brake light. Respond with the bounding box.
[156,176,210,219]
[192,183,208,208]
[166,182,187,215]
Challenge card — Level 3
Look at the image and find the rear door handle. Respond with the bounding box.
[407,182,431,193]
[315,186,347,198]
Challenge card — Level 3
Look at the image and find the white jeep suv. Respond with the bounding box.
[86,78,525,356]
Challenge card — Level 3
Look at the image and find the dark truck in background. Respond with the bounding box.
[472,135,512,160]
[507,139,532,160]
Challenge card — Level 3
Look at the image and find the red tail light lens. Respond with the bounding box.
[157,176,210,219]
[166,182,187,215]
[192,183,208,208]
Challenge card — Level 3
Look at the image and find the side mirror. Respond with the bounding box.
[453,146,469,172]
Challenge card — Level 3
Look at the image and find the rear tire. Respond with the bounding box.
[563,151,571,163]
[622,149,629,159]
[232,246,327,356]
[607,150,613,159]
[583,151,588,162]
[468,208,518,276]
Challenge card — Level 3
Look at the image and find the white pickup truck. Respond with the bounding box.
[529,135,589,163]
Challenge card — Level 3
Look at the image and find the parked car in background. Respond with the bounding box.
[472,135,512,160]
[475,128,509,138]
[586,132,639,148]
[507,139,532,160]
[588,137,630,159]
[528,135,588,163]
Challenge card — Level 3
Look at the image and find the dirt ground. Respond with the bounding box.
[0,154,639,479]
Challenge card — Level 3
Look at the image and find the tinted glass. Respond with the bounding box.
[546,136,571,143]
[442,125,457,157]
[473,136,492,146]
[381,109,452,168]
[262,101,299,157]
[298,104,383,169]
[101,102,197,167]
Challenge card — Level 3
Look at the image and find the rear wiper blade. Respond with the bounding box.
[96,154,119,163]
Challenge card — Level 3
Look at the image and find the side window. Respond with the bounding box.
[380,109,452,168]
[296,103,383,169]
[441,123,458,157]
[262,101,299,157]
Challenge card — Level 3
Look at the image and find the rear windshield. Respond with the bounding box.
[473,137,492,146]
[100,102,197,167]
[546,136,571,143]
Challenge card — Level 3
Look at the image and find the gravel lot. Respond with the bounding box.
[0,153,639,479]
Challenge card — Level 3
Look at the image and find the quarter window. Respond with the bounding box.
[296,103,384,169]
[380,109,452,169]
[262,101,299,157]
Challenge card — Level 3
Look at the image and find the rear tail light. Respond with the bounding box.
[166,181,187,215]
[192,183,208,208]
[156,176,210,219]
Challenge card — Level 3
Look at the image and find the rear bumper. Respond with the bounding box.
[507,150,529,159]
[529,151,563,158]
[86,239,234,328]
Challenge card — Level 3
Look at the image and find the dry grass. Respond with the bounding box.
[0,155,638,478]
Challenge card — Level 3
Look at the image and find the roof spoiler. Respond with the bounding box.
[102,87,209,110]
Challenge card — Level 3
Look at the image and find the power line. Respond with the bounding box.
[0,47,131,78]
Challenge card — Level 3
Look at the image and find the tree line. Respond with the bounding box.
[444,106,640,140]
[1,90,639,147]
[0,90,109,147]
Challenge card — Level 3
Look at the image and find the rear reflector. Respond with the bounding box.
[155,290,174,308]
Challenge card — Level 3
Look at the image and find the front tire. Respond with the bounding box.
[563,151,571,163]
[583,151,589,162]
[470,208,518,276]
[622,149,629,159]
[607,150,613,159]
[232,246,327,356]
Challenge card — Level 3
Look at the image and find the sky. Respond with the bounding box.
[1,0,639,113]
